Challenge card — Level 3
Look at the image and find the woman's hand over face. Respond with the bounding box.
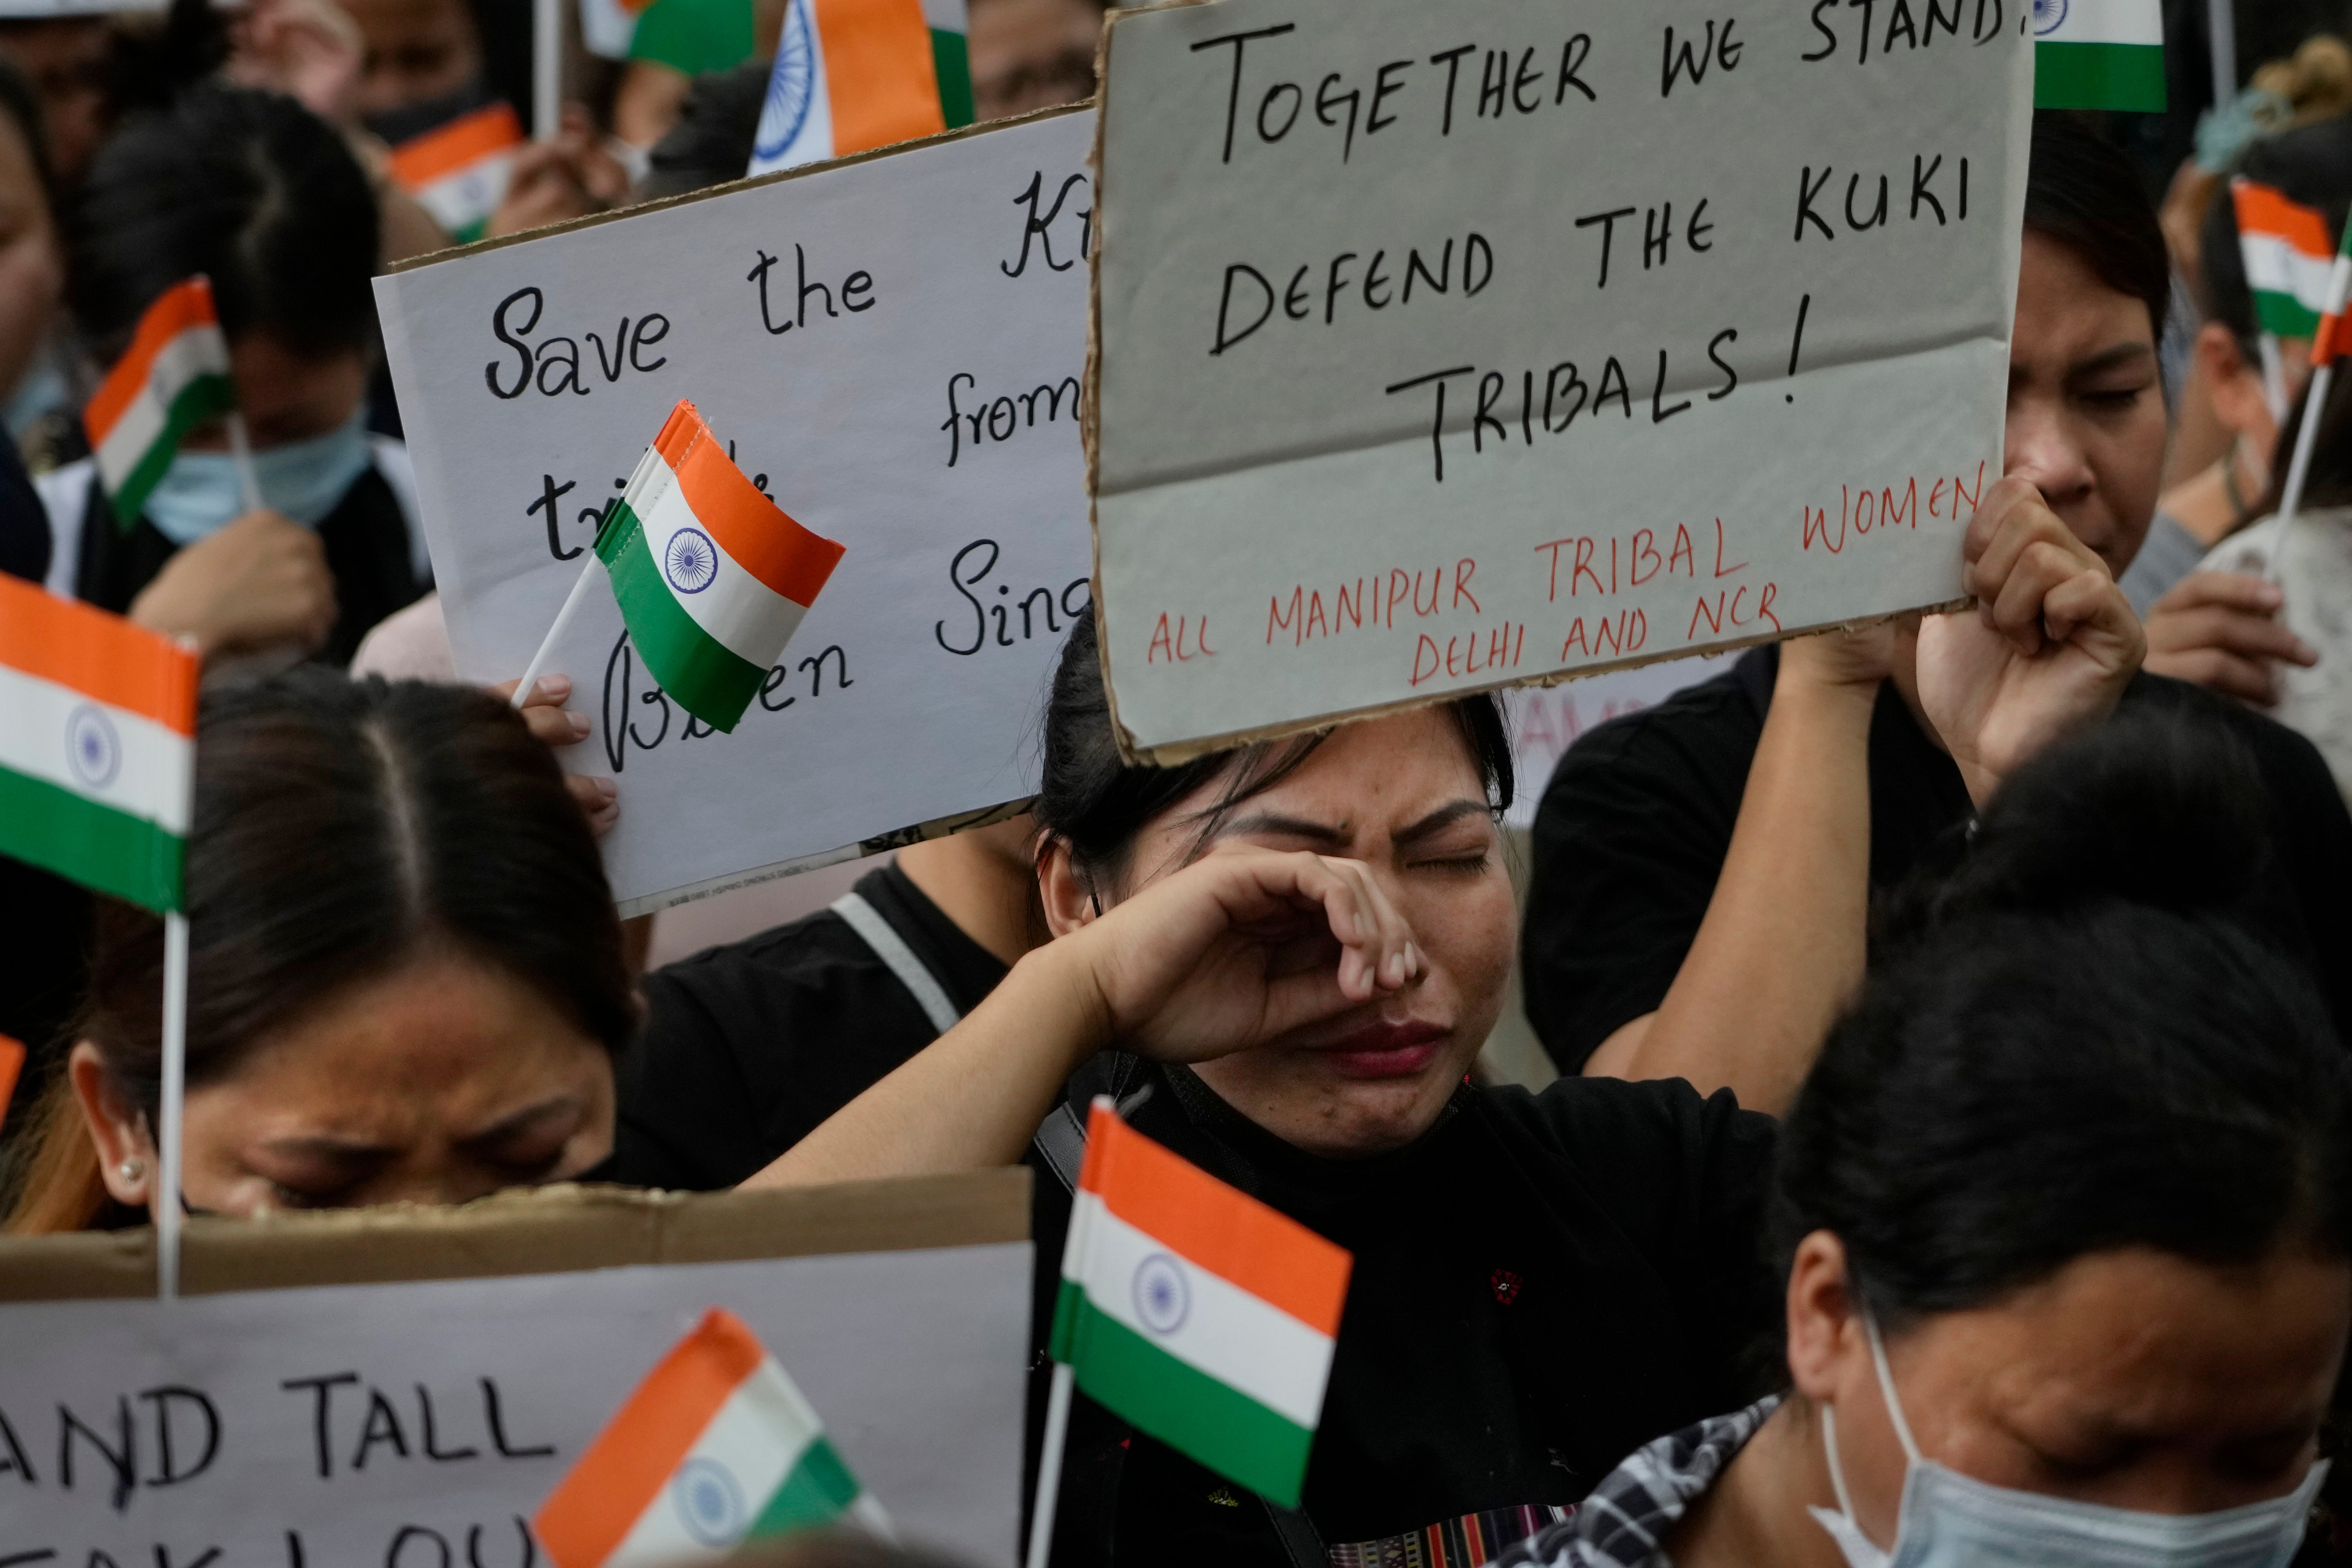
[1916,475,2144,803]
[1068,845,1424,1065]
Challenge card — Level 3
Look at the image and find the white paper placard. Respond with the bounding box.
[1089,0,2033,761]
[376,110,1096,913]
[0,1245,1029,1566]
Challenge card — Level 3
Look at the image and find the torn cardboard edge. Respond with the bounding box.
[386,103,1096,276]
[616,796,1034,918]
[1107,599,1976,766]
[0,1168,1032,1303]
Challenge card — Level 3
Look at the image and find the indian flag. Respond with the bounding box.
[745,0,972,179]
[389,103,525,243]
[1050,1100,1352,1508]
[594,401,845,733]
[535,1308,885,1568]
[580,0,658,59]
[85,277,234,531]
[2033,0,2163,111]
[2232,180,2336,340]
[0,573,197,913]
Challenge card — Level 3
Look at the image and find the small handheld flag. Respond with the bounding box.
[2272,202,2352,547]
[85,278,236,531]
[1044,1101,1351,1518]
[389,103,526,242]
[579,0,659,59]
[2233,180,2336,341]
[535,1308,887,1568]
[746,0,972,178]
[0,573,198,913]
[0,1033,23,1137]
[2033,0,2164,112]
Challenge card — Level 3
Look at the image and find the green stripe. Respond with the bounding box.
[930,27,974,129]
[2035,41,2165,112]
[744,1436,861,1538]
[1052,1283,1315,1507]
[0,766,181,912]
[107,373,235,531]
[2252,289,2323,339]
[596,502,768,732]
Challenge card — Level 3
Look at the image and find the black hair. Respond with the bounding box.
[0,56,53,200]
[81,670,637,1118]
[1779,710,2352,1332]
[68,79,378,364]
[639,59,769,202]
[1035,612,1513,895]
[2024,111,2171,345]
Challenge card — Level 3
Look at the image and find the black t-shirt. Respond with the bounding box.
[609,863,1009,1189]
[1522,645,2352,1073]
[1029,1057,1780,1568]
[70,467,424,668]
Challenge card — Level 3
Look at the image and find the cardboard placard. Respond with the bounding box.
[1088,0,2033,761]
[375,110,1095,914]
[0,1173,1032,1565]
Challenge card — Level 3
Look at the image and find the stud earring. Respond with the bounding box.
[119,1158,144,1183]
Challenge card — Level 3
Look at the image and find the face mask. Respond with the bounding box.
[1810,1311,2326,1568]
[144,410,374,545]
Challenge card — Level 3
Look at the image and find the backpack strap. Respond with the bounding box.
[831,889,962,1035]
[1262,1500,1330,1568]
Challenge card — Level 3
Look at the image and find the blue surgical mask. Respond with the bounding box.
[144,410,374,545]
[1812,1312,2326,1568]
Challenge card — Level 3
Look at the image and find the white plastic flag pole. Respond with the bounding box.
[2257,332,2289,424]
[534,0,562,139]
[225,412,263,514]
[2274,245,2352,536]
[2209,0,2236,112]
[511,554,607,709]
[846,1493,899,1542]
[156,909,188,1300]
[1024,1362,1077,1568]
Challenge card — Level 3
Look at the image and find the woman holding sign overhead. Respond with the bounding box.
[745,467,2145,1568]
[1520,113,2352,1111]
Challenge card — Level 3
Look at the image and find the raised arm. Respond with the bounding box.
[740,847,1424,1189]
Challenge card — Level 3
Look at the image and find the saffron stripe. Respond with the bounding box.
[1077,1103,1351,1336]
[84,279,220,445]
[532,1309,763,1568]
[811,0,946,155]
[600,504,773,729]
[0,766,182,912]
[390,102,525,188]
[650,406,843,606]
[0,573,199,731]
[1053,1284,1317,1507]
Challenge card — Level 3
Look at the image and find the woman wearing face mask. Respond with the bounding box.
[1504,714,2352,1568]
[739,535,2134,1568]
[1521,113,2352,1110]
[32,81,425,668]
[4,670,634,1229]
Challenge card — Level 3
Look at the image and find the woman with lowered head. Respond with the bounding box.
[5,670,635,1229]
[1506,713,2352,1568]
[746,536,2132,1568]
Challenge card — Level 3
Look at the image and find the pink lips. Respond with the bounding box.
[1312,1019,1449,1080]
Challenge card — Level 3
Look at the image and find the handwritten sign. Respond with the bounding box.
[376,110,1095,913]
[1087,0,2032,761]
[0,1178,1031,1566]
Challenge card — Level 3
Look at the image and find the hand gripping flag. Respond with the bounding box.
[535,1309,883,1568]
[1050,1101,1353,1509]
[0,573,198,912]
[595,401,846,732]
[745,0,972,178]
[2233,180,2337,340]
[2032,0,2164,112]
[389,103,526,242]
[85,277,235,530]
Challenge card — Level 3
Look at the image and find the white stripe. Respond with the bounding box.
[413,151,516,232]
[2038,0,2162,46]
[2324,255,2352,321]
[2242,233,2338,314]
[93,327,232,493]
[0,663,191,833]
[918,0,965,34]
[603,1358,828,1568]
[631,452,810,670]
[1068,1191,1333,1430]
[831,890,961,1033]
[745,2,836,177]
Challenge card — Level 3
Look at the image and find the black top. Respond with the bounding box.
[609,863,1010,1190]
[1522,646,2352,1074]
[1030,1059,1780,1567]
[68,467,423,668]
